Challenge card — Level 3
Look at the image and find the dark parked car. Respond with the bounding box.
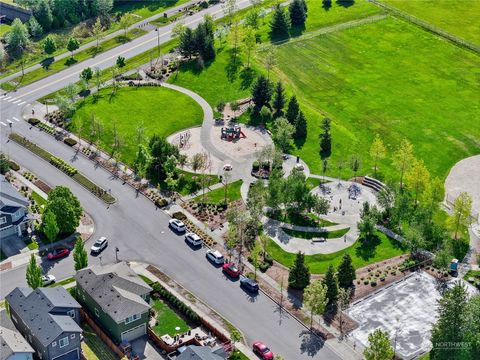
[47,247,70,260]
[240,277,259,293]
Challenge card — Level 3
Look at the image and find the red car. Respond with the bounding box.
[47,247,70,260]
[253,341,273,360]
[222,263,240,278]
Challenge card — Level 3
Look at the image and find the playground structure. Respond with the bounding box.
[221,125,246,141]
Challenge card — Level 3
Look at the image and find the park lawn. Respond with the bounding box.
[0,24,11,37]
[381,0,480,46]
[176,170,219,196]
[71,86,203,166]
[194,180,243,204]
[81,324,118,360]
[266,17,480,180]
[114,0,190,19]
[151,298,190,337]
[1,28,146,91]
[266,231,407,274]
[282,227,349,239]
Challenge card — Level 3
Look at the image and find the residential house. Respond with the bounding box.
[5,287,82,360]
[75,261,152,343]
[0,309,34,360]
[176,345,228,360]
[0,175,31,238]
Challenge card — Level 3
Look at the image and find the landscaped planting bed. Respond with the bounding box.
[172,212,217,247]
[282,227,350,239]
[267,209,337,228]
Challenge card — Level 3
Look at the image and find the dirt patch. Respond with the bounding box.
[182,200,241,231]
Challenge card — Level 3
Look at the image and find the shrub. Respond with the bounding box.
[63,138,77,147]
[363,280,369,285]
[28,118,40,125]
[49,156,78,176]
[380,277,386,281]
[370,281,377,286]
[155,198,168,207]
[259,262,270,272]
[173,212,187,220]
[8,160,20,171]
[252,161,260,171]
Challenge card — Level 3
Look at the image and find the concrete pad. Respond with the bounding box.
[347,272,441,359]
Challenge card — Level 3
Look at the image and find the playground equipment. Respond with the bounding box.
[221,125,246,141]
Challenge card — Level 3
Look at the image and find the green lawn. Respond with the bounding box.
[49,276,75,288]
[282,227,349,239]
[1,29,146,91]
[176,170,219,196]
[382,0,480,46]
[0,24,11,37]
[71,86,203,166]
[114,0,190,19]
[268,17,480,180]
[81,324,118,360]
[151,298,190,337]
[267,209,337,228]
[266,231,407,274]
[193,180,242,204]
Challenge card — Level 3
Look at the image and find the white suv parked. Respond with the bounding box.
[185,233,202,247]
[206,250,224,265]
[169,219,186,233]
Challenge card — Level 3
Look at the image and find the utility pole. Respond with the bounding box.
[115,247,119,263]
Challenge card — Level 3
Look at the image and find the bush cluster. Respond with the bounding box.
[172,212,187,221]
[127,81,162,87]
[8,160,20,171]
[151,282,199,324]
[28,118,40,125]
[50,156,77,176]
[37,122,57,135]
[63,138,77,147]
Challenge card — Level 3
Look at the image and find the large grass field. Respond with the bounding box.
[381,0,480,45]
[71,86,203,165]
[270,17,480,179]
[267,231,407,274]
[193,180,243,204]
[114,0,190,19]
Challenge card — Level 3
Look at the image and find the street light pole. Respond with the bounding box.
[115,247,119,263]
[155,28,160,58]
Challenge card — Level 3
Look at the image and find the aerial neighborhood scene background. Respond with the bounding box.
[0,0,479,360]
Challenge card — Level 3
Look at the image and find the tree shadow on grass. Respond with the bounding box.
[337,0,355,8]
[294,135,306,149]
[41,57,54,70]
[239,67,255,89]
[322,1,332,11]
[64,58,78,66]
[355,234,381,261]
[225,48,243,82]
[290,24,306,38]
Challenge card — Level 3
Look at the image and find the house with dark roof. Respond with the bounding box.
[176,345,228,360]
[5,287,82,360]
[75,261,152,343]
[0,175,32,238]
[0,309,34,360]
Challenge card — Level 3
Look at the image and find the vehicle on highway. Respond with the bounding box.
[206,249,224,265]
[41,275,56,286]
[240,277,259,293]
[90,236,108,254]
[222,263,240,278]
[185,233,202,247]
[223,164,233,171]
[169,218,186,233]
[253,341,274,360]
[47,247,70,260]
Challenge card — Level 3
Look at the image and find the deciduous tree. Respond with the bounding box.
[303,280,328,328]
[73,237,88,271]
[244,28,256,68]
[6,18,30,55]
[119,13,135,37]
[80,67,93,85]
[92,17,103,50]
[363,329,394,360]
[43,35,57,55]
[393,138,414,189]
[26,254,42,289]
[405,158,430,204]
[369,134,386,176]
[349,154,361,181]
[42,210,59,243]
[67,37,80,58]
[447,192,472,240]
[43,186,82,235]
[272,117,294,154]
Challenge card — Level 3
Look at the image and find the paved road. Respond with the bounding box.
[0,1,344,358]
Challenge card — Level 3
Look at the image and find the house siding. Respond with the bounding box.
[48,332,81,360]
[76,285,149,343]
[5,352,33,360]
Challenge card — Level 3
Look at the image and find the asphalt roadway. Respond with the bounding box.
[0,1,342,358]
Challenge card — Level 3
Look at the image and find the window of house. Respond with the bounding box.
[0,217,6,224]
[52,341,57,347]
[125,313,140,324]
[70,334,75,339]
[67,310,75,318]
[59,337,69,348]
[94,308,99,317]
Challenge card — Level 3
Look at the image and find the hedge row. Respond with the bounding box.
[63,138,77,147]
[37,122,57,135]
[9,133,116,204]
[151,282,199,324]
[28,118,40,126]
[172,212,216,247]
[50,156,78,176]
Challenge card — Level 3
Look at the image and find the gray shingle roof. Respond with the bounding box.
[0,175,29,210]
[75,262,152,322]
[177,345,227,360]
[6,287,82,348]
[0,309,34,360]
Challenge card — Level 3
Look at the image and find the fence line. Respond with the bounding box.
[367,0,480,55]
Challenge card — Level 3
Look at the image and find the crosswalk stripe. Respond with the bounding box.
[13,117,19,122]
[4,96,11,100]
[0,122,6,126]
[0,94,6,98]
[7,98,16,102]
[18,101,26,106]
[12,99,21,104]
[6,119,13,124]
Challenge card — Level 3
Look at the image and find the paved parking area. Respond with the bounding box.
[347,272,441,359]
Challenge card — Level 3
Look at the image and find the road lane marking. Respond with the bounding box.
[18,101,26,106]
[3,96,11,100]
[13,117,19,122]
[6,119,13,124]
[12,99,21,104]
[7,97,16,102]
[0,122,6,126]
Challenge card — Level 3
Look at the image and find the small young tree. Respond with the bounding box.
[272,81,286,117]
[133,144,151,178]
[250,241,262,280]
[303,280,328,328]
[73,237,88,271]
[116,55,126,69]
[323,264,338,309]
[393,138,414,189]
[364,329,394,360]
[272,117,294,154]
[26,254,42,289]
[67,37,80,59]
[229,328,242,351]
[42,210,59,243]
[222,0,238,25]
[230,101,240,119]
[244,28,256,68]
[337,287,351,338]
[43,35,57,55]
[6,18,30,55]
[349,154,361,181]
[447,192,473,240]
[369,134,386,176]
[263,44,277,80]
[288,251,310,289]
[337,254,356,289]
[190,153,205,174]
[92,17,103,50]
[285,96,299,125]
[405,158,430,204]
[80,67,93,85]
[119,12,135,37]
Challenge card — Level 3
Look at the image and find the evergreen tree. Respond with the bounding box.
[269,4,290,40]
[27,16,43,38]
[34,0,53,32]
[319,117,332,155]
[288,252,310,289]
[272,81,286,117]
[73,237,88,271]
[42,210,59,243]
[251,75,273,110]
[323,264,338,309]
[289,0,307,27]
[6,18,30,54]
[43,35,57,55]
[294,110,307,139]
[179,27,195,58]
[26,254,42,289]
[337,254,356,289]
[285,96,299,125]
[116,56,126,68]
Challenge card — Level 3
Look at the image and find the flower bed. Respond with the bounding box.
[37,121,57,135]
[172,211,216,247]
